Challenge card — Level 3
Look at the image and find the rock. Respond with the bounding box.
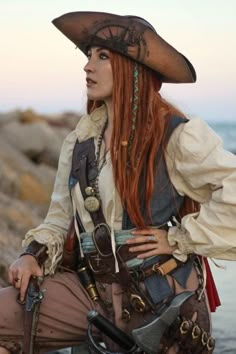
[1,120,70,167]
[19,109,46,123]
[0,192,45,286]
[0,110,21,125]
[0,136,56,204]
[0,108,82,353]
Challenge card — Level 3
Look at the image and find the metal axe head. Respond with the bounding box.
[132,291,193,354]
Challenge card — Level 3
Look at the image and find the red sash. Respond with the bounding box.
[204,257,221,312]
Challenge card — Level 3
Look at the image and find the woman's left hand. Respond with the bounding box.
[126,228,177,259]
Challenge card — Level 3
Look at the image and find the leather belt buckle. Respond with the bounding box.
[92,223,113,257]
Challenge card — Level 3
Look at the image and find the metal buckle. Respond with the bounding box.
[92,223,113,257]
[121,309,131,322]
[129,294,146,312]
[152,262,160,273]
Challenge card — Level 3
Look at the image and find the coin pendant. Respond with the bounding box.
[84,196,100,212]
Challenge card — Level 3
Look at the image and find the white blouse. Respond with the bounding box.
[23,105,236,274]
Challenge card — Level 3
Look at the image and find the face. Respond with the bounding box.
[84,47,113,104]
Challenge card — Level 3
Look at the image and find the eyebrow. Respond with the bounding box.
[87,47,109,54]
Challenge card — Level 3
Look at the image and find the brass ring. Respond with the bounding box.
[192,324,201,339]
[180,320,191,334]
[15,277,21,283]
[207,336,215,351]
[201,331,208,346]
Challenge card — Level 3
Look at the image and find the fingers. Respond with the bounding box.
[20,274,31,302]
[129,242,158,253]
[126,228,173,258]
[126,235,157,245]
[14,275,23,289]
[131,228,165,237]
[136,249,160,259]
[8,256,43,302]
[131,229,155,236]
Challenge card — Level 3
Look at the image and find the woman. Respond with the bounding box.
[0,11,236,354]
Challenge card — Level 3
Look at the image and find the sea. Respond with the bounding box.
[206,121,236,354]
[50,120,236,354]
[209,121,236,153]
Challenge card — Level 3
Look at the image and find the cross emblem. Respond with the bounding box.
[95,253,101,267]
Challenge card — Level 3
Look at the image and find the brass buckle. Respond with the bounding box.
[152,262,160,273]
[129,294,146,312]
[121,309,131,323]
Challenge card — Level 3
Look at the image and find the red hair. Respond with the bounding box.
[87,52,197,227]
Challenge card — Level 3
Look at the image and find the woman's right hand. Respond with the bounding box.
[8,255,43,302]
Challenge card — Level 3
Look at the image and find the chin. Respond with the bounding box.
[87,92,98,100]
[87,95,104,101]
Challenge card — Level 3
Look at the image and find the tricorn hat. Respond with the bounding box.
[52,11,196,83]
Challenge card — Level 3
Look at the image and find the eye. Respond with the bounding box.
[99,51,110,60]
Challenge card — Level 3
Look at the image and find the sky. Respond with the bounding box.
[1,0,236,122]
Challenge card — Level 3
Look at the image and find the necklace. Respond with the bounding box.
[96,119,109,174]
[84,119,108,213]
[94,119,108,198]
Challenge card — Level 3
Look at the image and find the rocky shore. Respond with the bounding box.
[0,109,81,287]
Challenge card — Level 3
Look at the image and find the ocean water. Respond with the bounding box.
[204,121,236,354]
[209,121,236,153]
[211,261,236,354]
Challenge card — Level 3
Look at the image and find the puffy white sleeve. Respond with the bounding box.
[165,118,236,261]
[22,130,77,274]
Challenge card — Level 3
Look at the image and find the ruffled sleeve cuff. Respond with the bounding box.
[168,226,194,262]
[22,226,65,275]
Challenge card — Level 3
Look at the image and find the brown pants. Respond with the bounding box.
[0,271,105,353]
[0,268,211,354]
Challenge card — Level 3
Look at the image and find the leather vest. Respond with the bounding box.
[69,115,193,304]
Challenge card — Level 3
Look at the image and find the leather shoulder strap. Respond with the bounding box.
[70,138,106,226]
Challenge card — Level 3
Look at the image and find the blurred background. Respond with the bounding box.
[1,1,236,353]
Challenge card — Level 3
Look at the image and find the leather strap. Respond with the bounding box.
[20,240,48,267]
[72,138,132,287]
[72,138,106,225]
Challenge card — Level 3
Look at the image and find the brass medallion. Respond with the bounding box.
[84,196,100,212]
[85,186,94,196]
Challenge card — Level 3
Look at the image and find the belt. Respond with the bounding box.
[81,228,186,284]
[81,228,145,268]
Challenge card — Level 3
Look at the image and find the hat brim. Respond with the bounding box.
[52,11,196,84]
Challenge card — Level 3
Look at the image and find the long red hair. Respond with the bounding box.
[87,52,199,227]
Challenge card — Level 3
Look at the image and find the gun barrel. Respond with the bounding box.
[87,310,136,351]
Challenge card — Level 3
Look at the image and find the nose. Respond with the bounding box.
[84,60,94,73]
